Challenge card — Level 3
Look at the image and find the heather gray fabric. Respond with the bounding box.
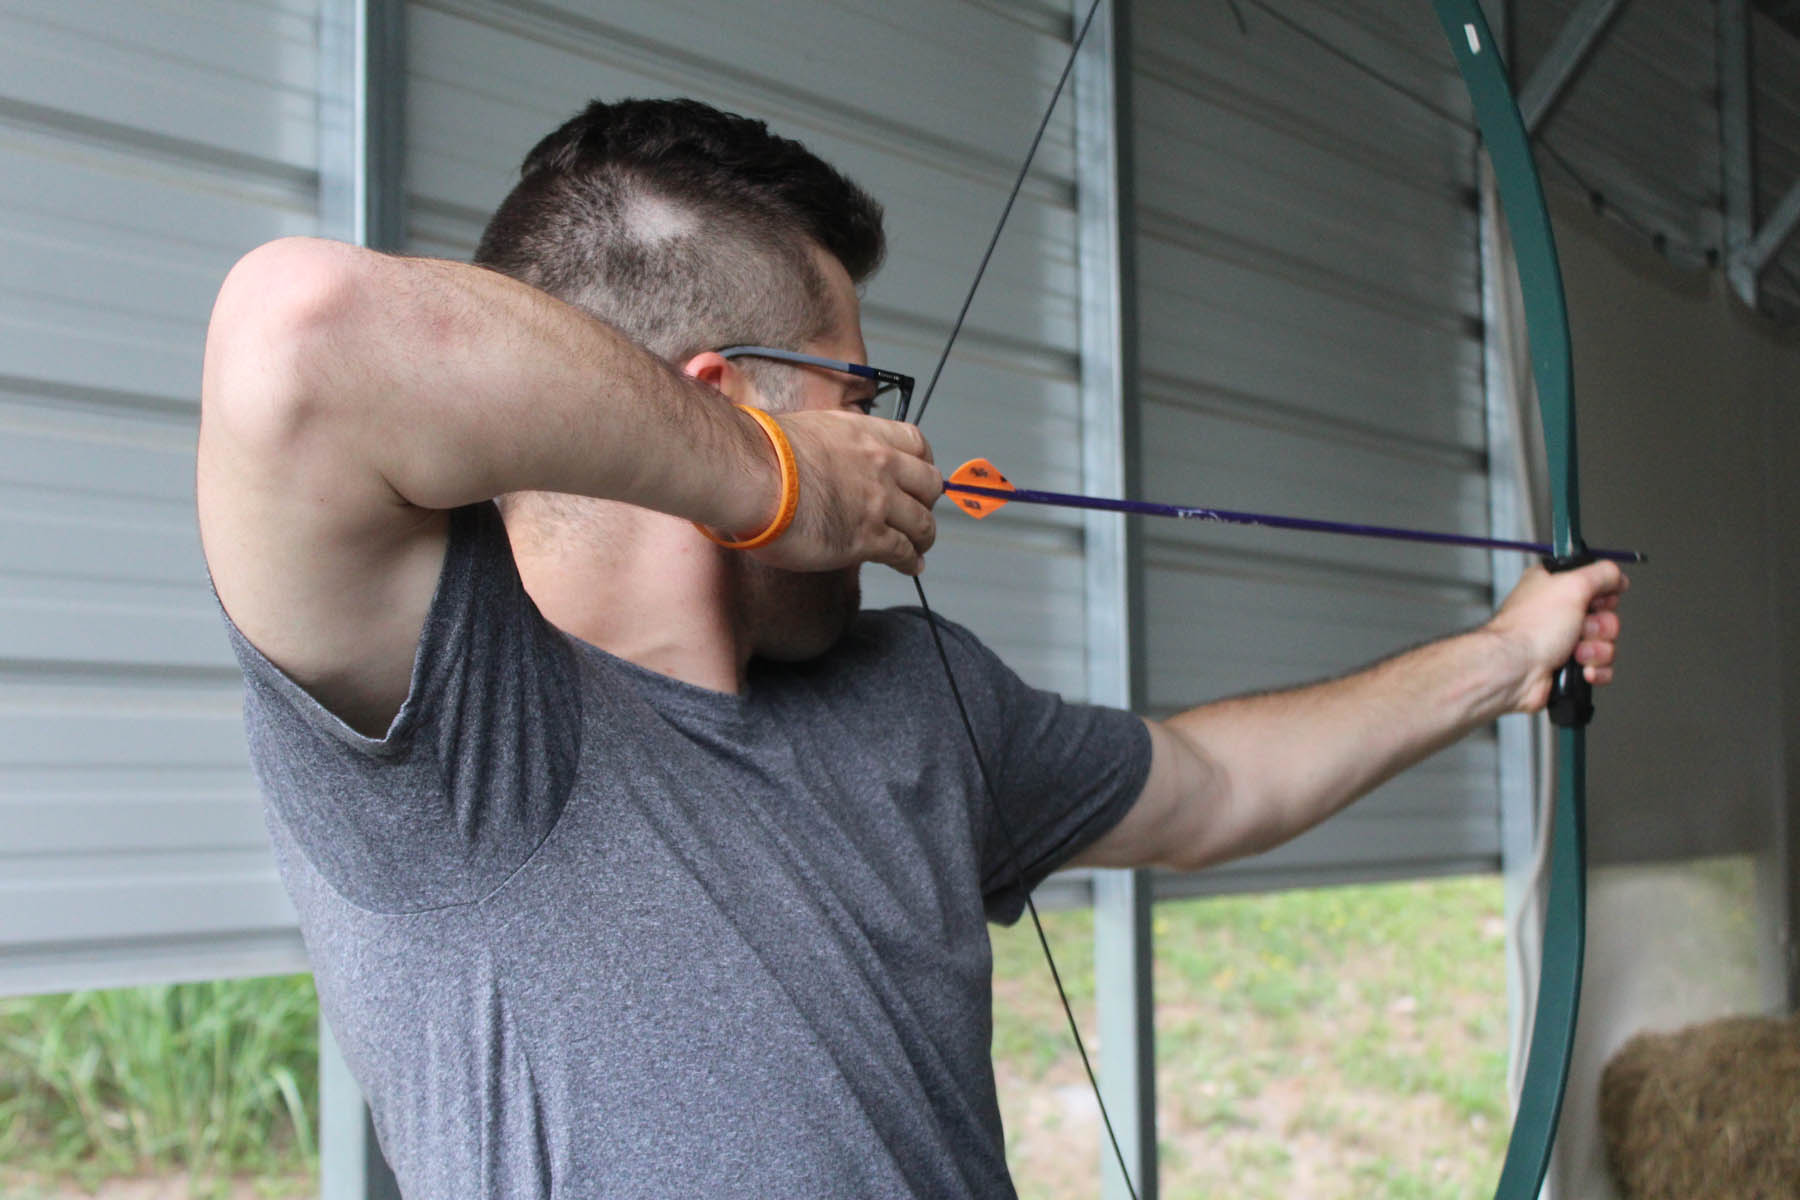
[224,501,1151,1199]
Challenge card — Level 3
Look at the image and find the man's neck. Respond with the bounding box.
[505,504,750,695]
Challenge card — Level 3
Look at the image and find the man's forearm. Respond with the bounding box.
[1079,562,1621,874]
[213,237,777,531]
[1161,628,1526,859]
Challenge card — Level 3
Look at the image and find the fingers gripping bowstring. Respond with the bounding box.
[906,2,1139,1197]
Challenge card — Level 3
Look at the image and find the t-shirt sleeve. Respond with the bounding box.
[910,616,1152,925]
[220,501,582,913]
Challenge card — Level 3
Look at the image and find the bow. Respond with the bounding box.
[911,3,1595,1196]
[1434,2,1593,1196]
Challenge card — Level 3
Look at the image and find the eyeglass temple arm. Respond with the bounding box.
[716,344,877,380]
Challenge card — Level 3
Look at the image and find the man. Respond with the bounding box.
[198,99,1624,1198]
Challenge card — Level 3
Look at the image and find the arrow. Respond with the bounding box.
[944,458,1645,564]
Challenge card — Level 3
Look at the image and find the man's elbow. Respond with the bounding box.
[202,237,364,448]
[1149,722,1267,874]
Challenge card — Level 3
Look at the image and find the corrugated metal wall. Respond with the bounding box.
[1128,0,1503,889]
[0,0,319,994]
[403,0,1095,696]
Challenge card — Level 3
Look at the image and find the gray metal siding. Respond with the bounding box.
[404,0,1095,695]
[1129,0,1502,887]
[0,0,320,993]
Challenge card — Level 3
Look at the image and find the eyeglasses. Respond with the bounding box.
[717,345,914,424]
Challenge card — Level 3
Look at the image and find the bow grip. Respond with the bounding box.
[1540,550,1596,728]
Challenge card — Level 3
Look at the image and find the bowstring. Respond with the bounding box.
[911,0,1106,425]
[911,578,1139,1200]
[907,1,1140,1196]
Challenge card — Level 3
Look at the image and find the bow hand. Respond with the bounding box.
[1485,560,1629,714]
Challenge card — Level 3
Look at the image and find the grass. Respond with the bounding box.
[993,873,1512,1199]
[2,876,1509,1198]
[0,976,319,1196]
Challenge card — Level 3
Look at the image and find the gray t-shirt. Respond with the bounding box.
[226,501,1151,1199]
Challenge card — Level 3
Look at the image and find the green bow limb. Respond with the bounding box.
[1432,3,1594,1198]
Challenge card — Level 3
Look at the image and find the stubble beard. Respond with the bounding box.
[740,559,863,662]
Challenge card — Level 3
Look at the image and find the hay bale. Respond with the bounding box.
[1599,1012,1800,1199]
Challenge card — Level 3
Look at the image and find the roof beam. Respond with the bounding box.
[1722,0,1760,305]
[1520,0,1631,134]
[1741,178,1800,279]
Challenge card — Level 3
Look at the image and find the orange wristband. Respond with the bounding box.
[695,404,799,550]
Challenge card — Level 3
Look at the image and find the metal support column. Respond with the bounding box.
[1719,0,1758,306]
[321,0,406,253]
[317,1,406,1196]
[1074,2,1154,1197]
[1720,4,1800,310]
[320,1020,402,1200]
[1766,397,1800,1012]
[1481,144,1546,1131]
[1783,616,1800,1015]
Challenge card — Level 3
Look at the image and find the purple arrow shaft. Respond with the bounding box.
[943,480,1644,564]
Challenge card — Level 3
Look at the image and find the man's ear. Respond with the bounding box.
[682,351,747,400]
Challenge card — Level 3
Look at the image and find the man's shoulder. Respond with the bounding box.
[843,604,928,645]
[836,605,984,665]
[787,606,1007,706]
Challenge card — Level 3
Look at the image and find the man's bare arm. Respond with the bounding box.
[1073,561,1627,872]
[198,237,938,734]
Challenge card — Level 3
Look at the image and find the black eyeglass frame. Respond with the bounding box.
[717,345,914,424]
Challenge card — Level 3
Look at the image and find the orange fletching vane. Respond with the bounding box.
[947,458,1015,519]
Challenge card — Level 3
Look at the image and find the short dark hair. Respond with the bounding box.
[473,98,886,364]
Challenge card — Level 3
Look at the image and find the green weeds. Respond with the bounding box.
[0,975,319,1189]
